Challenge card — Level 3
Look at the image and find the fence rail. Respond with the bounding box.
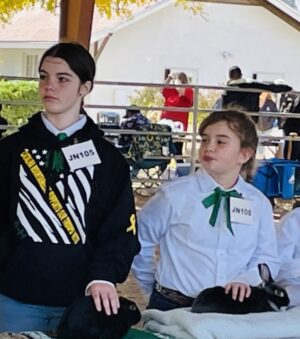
[1,76,300,187]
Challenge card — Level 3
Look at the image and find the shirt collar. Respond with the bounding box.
[41,112,87,137]
[196,165,244,193]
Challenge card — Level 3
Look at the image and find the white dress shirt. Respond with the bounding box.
[132,166,279,297]
[276,208,300,306]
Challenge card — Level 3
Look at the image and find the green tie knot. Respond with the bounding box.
[57,132,67,141]
[46,132,68,172]
[202,187,241,236]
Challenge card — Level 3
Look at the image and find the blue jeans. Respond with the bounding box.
[0,293,65,333]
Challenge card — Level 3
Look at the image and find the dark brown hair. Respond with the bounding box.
[178,72,188,84]
[199,110,258,179]
[39,42,96,90]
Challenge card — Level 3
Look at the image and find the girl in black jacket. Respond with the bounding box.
[0,42,140,333]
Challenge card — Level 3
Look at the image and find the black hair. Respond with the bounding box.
[229,66,242,80]
[126,105,140,115]
[38,42,96,90]
[178,72,189,84]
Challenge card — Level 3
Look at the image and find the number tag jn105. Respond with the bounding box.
[62,140,101,171]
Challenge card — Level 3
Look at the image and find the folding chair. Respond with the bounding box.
[122,123,175,195]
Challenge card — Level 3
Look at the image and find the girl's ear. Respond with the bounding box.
[79,81,92,97]
[239,147,254,165]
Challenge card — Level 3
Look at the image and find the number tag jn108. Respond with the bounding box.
[230,197,253,224]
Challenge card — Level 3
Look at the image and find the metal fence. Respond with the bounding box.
[1,76,300,187]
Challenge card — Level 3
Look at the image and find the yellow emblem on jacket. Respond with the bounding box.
[126,214,136,235]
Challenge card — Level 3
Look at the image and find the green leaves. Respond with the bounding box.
[0,79,42,129]
[0,0,203,22]
[129,87,164,122]
[0,0,56,23]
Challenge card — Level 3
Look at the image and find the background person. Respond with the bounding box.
[227,65,245,85]
[160,71,193,161]
[280,95,300,160]
[132,110,279,311]
[257,92,277,132]
[223,65,260,124]
[256,92,283,159]
[276,205,300,307]
[119,105,150,147]
[0,42,140,333]
[212,65,244,110]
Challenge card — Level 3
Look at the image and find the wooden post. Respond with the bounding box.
[287,132,298,160]
[59,0,95,48]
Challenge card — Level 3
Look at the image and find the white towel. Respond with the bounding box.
[142,307,300,339]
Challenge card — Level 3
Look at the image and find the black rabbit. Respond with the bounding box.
[191,263,289,314]
[57,296,141,339]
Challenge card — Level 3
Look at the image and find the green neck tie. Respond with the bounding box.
[50,132,68,172]
[202,187,241,236]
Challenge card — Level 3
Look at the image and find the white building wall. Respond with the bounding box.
[89,2,300,114]
[0,48,44,77]
[0,50,22,76]
[0,3,299,121]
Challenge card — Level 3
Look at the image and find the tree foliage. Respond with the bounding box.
[0,0,203,23]
[129,86,164,122]
[0,80,42,129]
[0,0,56,23]
[95,0,203,18]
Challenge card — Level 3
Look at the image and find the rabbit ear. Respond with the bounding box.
[258,263,273,284]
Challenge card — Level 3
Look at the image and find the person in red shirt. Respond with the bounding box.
[161,72,193,131]
[161,72,194,160]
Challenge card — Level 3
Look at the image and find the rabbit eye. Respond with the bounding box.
[275,290,284,297]
[129,305,137,311]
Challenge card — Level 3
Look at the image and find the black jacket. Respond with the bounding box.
[282,97,300,135]
[0,112,140,306]
[222,81,292,124]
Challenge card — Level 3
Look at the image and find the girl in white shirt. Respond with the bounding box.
[276,206,300,306]
[132,110,279,311]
